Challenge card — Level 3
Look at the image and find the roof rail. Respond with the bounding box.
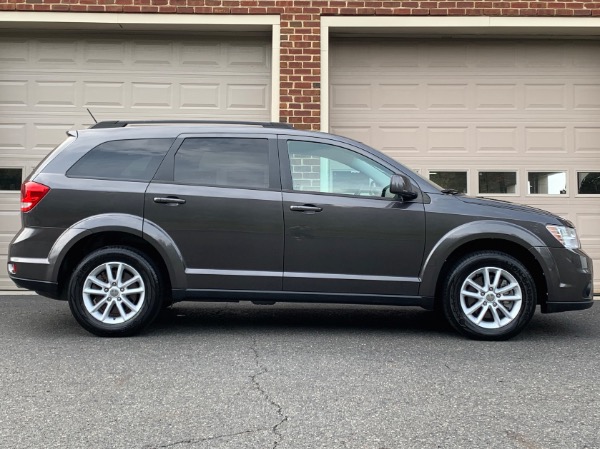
[89,120,294,130]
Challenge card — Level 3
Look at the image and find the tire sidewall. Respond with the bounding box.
[68,247,162,337]
[443,252,537,340]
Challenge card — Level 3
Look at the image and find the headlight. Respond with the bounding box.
[546,225,580,249]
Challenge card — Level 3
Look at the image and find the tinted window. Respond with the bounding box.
[175,138,270,189]
[287,141,393,197]
[67,139,173,181]
[0,168,22,191]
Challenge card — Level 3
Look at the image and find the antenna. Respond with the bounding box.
[86,108,98,124]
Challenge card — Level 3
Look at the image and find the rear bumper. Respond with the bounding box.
[9,276,60,300]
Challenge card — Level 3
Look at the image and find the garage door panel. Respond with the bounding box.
[331,38,600,290]
[0,31,272,289]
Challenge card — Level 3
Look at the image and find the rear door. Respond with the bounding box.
[144,133,284,291]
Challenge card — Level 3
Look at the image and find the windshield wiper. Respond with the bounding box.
[441,189,460,195]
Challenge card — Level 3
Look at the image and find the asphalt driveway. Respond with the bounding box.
[0,295,598,449]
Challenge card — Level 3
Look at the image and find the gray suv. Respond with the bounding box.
[8,120,594,340]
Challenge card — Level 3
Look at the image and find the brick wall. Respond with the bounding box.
[2,0,599,130]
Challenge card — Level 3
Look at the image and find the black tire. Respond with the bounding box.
[68,246,163,337]
[442,251,537,341]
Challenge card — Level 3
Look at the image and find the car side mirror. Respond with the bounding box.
[389,174,418,200]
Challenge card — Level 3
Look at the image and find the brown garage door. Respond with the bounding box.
[0,31,272,290]
[330,38,600,290]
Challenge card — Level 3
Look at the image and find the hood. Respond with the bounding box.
[458,195,572,225]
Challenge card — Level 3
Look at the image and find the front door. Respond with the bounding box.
[145,134,283,291]
[280,137,426,296]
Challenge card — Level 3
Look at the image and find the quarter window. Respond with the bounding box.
[528,171,567,195]
[67,139,173,182]
[577,172,600,194]
[286,141,393,197]
[175,138,270,189]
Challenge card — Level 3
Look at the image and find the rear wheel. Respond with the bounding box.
[68,246,163,337]
[442,251,537,340]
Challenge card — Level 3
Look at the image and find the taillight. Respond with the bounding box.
[21,181,50,213]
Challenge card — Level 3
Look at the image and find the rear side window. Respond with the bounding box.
[67,139,173,182]
[174,138,270,189]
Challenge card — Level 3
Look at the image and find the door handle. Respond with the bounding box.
[290,204,323,213]
[153,197,186,205]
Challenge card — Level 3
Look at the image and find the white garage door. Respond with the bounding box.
[0,31,272,289]
[330,38,600,290]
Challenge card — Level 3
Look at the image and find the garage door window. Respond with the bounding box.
[0,168,22,191]
[528,172,567,195]
[429,171,467,194]
[478,171,518,195]
[577,172,600,195]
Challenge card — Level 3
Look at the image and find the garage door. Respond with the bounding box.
[330,38,600,290]
[0,31,272,290]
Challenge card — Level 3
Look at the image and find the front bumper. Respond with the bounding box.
[531,246,594,313]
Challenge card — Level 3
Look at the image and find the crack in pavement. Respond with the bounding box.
[143,428,269,449]
[250,336,289,449]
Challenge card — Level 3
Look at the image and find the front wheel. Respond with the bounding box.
[68,246,163,337]
[442,251,537,341]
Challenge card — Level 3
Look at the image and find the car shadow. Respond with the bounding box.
[151,302,457,337]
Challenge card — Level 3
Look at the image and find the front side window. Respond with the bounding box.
[286,141,393,198]
[175,138,269,189]
[67,139,173,182]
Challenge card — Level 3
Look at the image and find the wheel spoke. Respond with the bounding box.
[475,305,489,324]
[497,302,516,320]
[491,269,502,289]
[461,290,482,299]
[499,294,521,301]
[89,276,109,289]
[115,301,127,320]
[83,287,104,296]
[115,263,125,286]
[483,268,491,290]
[105,263,115,284]
[465,299,485,315]
[490,306,502,327]
[496,282,518,295]
[123,287,144,295]
[121,275,141,289]
[90,297,109,313]
[101,301,113,321]
[466,279,485,293]
[121,296,139,312]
